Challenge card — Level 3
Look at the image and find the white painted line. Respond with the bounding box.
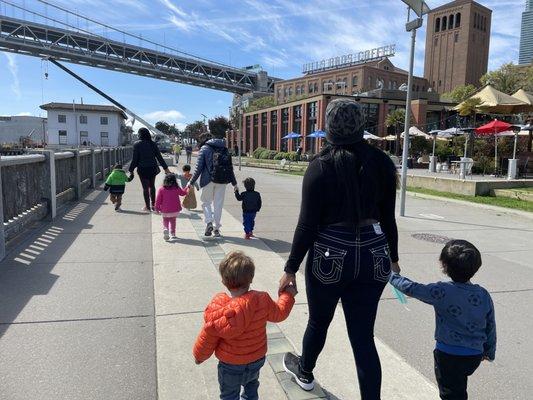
[419,213,445,220]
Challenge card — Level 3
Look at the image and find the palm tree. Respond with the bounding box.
[386,109,406,156]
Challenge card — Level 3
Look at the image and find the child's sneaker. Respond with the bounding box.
[170,234,177,240]
[115,204,120,211]
[250,232,255,238]
[163,229,170,241]
[283,352,315,391]
[244,233,251,240]
[213,229,221,238]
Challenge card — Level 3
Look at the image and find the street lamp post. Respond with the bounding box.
[399,0,429,217]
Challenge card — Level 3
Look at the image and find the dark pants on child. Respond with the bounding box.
[109,194,122,206]
[218,357,265,400]
[301,226,390,400]
[243,212,256,234]
[434,349,482,400]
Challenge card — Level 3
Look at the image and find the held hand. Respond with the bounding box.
[279,272,296,295]
[164,168,171,175]
[284,285,298,297]
[194,358,202,365]
[233,185,239,193]
[391,262,401,274]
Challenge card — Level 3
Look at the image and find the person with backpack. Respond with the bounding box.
[188,132,237,237]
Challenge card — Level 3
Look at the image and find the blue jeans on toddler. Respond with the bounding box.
[218,357,265,400]
[243,212,256,234]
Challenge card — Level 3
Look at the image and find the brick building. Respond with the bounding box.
[274,58,429,103]
[424,0,492,93]
[231,91,455,155]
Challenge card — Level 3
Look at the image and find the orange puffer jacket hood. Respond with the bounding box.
[193,290,294,365]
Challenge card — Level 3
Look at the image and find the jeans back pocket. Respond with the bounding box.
[312,243,347,285]
[370,244,391,283]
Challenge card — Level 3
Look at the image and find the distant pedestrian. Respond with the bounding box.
[193,251,296,400]
[390,240,496,400]
[296,145,303,161]
[234,177,262,240]
[185,144,193,164]
[234,144,239,156]
[129,127,170,212]
[188,132,238,237]
[104,164,133,211]
[178,164,199,210]
[154,173,188,241]
[173,143,181,164]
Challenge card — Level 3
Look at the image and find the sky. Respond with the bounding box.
[0,0,527,130]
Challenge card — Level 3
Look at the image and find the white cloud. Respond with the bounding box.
[143,110,186,124]
[159,0,187,17]
[4,53,21,99]
[15,112,32,116]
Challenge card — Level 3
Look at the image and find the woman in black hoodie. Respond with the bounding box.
[129,127,170,211]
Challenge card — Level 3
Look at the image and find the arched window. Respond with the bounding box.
[455,13,461,28]
[442,16,447,31]
[296,86,300,96]
[314,82,318,92]
[352,75,358,86]
[435,17,441,32]
[449,15,454,29]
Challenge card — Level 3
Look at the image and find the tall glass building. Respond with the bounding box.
[519,0,533,65]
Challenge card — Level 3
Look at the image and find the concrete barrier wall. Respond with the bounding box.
[0,146,133,260]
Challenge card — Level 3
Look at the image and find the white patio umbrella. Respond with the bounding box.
[363,131,383,140]
[401,126,432,139]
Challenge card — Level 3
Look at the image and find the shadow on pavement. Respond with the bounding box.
[405,215,533,232]
[0,189,108,338]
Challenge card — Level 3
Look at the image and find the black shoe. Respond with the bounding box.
[204,223,213,237]
[283,352,315,391]
[213,229,221,237]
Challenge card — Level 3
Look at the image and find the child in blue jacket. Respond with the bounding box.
[390,239,496,400]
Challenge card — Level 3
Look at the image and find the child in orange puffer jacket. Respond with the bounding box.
[193,251,296,400]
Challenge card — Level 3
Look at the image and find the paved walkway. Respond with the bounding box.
[1,161,532,399]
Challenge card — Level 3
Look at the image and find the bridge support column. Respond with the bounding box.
[0,158,5,261]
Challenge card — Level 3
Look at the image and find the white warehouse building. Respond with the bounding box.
[40,102,130,147]
[0,115,47,145]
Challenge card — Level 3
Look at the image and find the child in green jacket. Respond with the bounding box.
[104,164,133,211]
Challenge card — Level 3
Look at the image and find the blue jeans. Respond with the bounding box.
[243,212,256,234]
[301,225,390,400]
[218,357,265,400]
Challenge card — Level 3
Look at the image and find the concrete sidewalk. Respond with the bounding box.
[154,168,439,400]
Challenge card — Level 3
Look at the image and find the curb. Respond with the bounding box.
[406,191,533,219]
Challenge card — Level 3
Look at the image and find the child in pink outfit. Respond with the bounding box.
[155,174,189,241]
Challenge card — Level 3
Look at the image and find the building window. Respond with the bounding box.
[100,116,108,125]
[474,13,478,29]
[284,88,289,97]
[455,13,461,28]
[434,37,438,46]
[58,114,66,123]
[277,88,282,98]
[435,17,440,32]
[288,87,293,96]
[483,16,487,32]
[79,115,87,124]
[448,15,454,30]
[393,80,398,89]
[308,83,313,93]
[352,75,358,86]
[101,131,109,146]
[58,130,67,144]
[314,82,318,93]
[439,80,442,87]
[455,32,459,43]
[296,86,301,96]
[442,16,447,31]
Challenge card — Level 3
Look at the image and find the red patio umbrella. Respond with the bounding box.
[475,119,513,172]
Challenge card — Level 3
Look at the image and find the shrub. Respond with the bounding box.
[253,147,267,159]
[286,151,299,161]
[274,152,286,160]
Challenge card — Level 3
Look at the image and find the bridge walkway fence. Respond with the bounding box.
[0,146,133,260]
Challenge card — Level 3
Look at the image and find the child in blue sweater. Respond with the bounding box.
[390,240,496,400]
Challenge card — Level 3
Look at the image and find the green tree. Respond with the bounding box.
[184,120,206,140]
[155,121,171,135]
[442,84,477,103]
[386,109,406,156]
[208,116,231,138]
[480,63,533,94]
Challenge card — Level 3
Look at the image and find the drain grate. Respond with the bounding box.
[411,233,453,244]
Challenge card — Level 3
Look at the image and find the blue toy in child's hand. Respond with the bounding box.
[391,286,408,304]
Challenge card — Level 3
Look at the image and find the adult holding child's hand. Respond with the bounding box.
[279,99,399,398]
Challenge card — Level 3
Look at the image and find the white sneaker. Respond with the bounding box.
[170,235,178,240]
[163,229,170,241]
